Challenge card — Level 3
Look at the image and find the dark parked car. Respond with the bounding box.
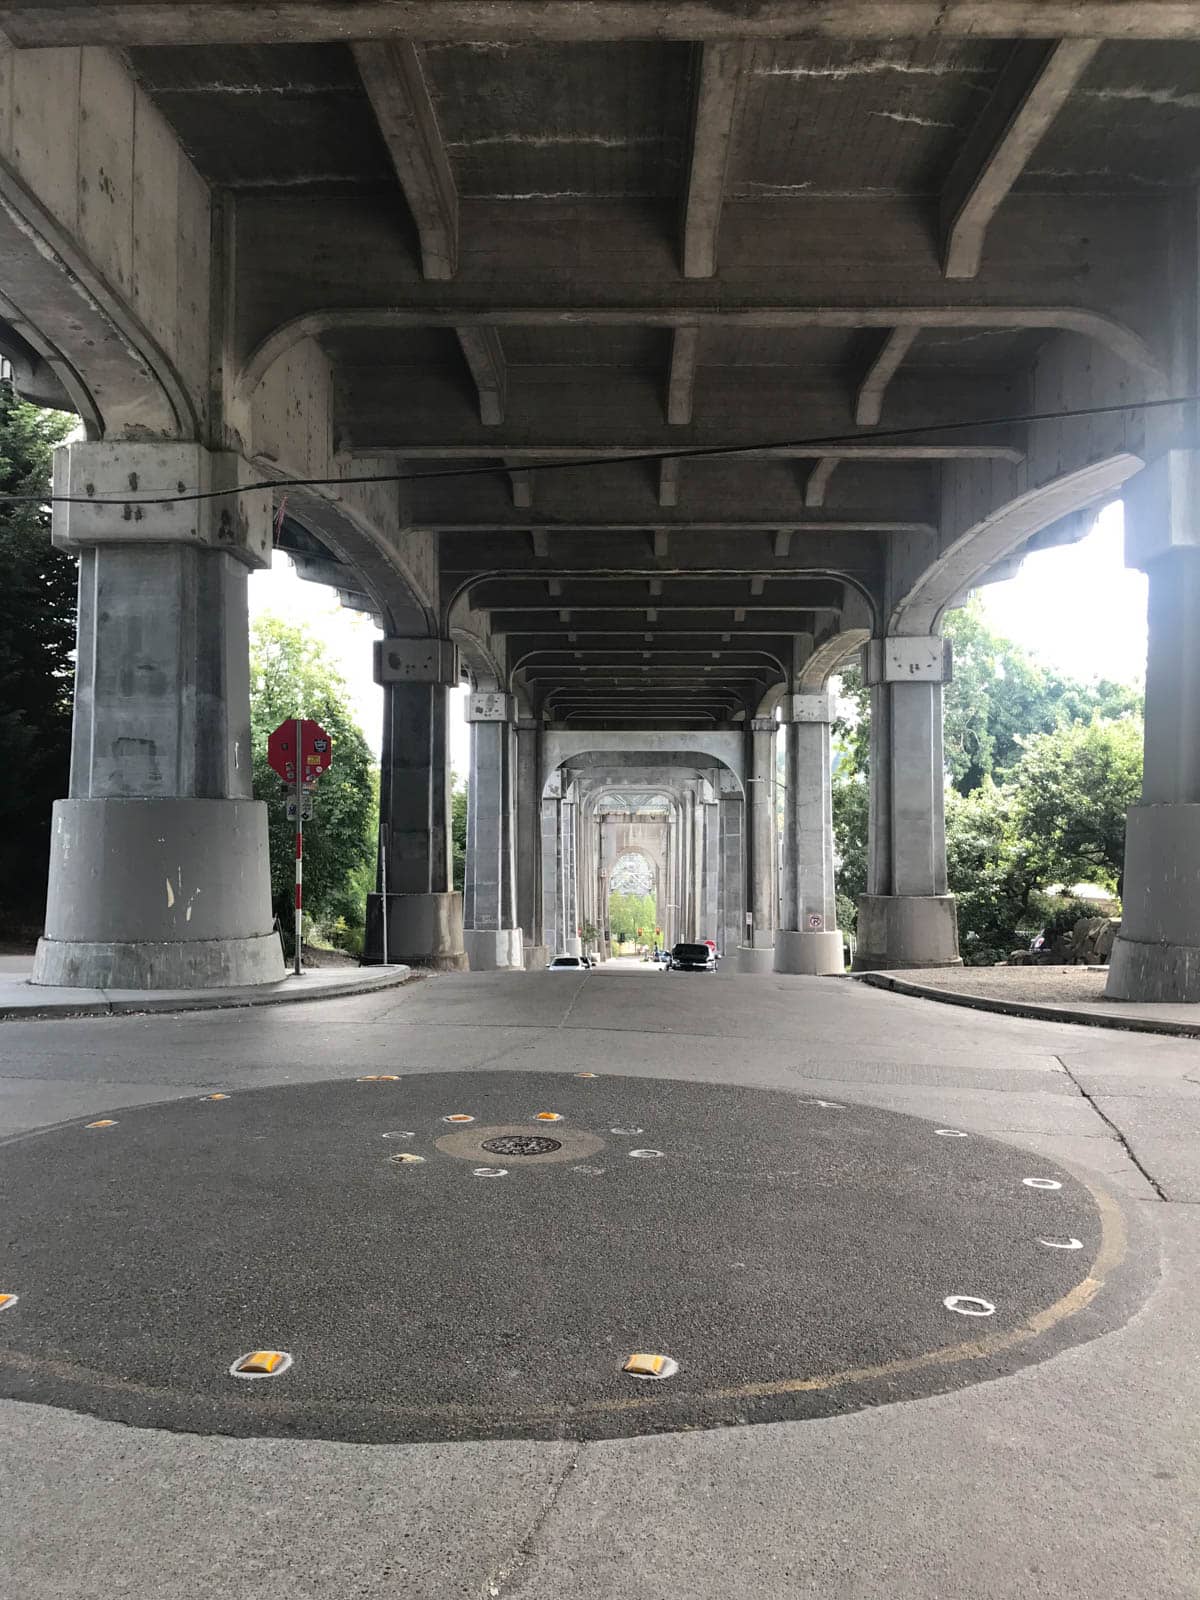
[665,942,718,973]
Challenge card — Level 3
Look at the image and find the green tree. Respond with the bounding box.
[249,616,376,951]
[942,599,1141,795]
[1013,716,1144,892]
[451,776,467,893]
[608,891,656,945]
[945,781,1037,964]
[0,394,78,934]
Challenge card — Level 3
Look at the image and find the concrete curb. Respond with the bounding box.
[0,964,415,1022]
[858,970,1200,1039]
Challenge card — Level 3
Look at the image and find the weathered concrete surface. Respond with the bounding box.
[0,972,1196,1598]
[1,961,414,1020]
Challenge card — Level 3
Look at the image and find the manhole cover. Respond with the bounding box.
[480,1135,563,1157]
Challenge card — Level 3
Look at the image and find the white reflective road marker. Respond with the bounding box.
[943,1296,996,1317]
[610,1127,643,1135]
[472,1167,509,1178]
[1023,1178,1063,1191]
[934,1128,968,1138]
[1039,1237,1084,1250]
[629,1148,664,1159]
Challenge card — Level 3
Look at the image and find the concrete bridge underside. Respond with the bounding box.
[2,4,1198,997]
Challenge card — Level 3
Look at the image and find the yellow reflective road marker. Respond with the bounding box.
[622,1352,679,1380]
[535,1112,564,1122]
[390,1152,426,1165]
[202,1093,230,1102]
[575,1073,597,1079]
[443,1113,474,1123]
[230,1349,293,1379]
[0,1293,18,1312]
[358,1074,400,1082]
[86,1119,118,1129]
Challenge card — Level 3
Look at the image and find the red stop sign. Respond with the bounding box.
[267,718,332,785]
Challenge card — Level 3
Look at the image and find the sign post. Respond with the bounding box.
[267,718,332,975]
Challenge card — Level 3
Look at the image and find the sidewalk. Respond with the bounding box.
[0,956,414,1021]
[860,963,1200,1038]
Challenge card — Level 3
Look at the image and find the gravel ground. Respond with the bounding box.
[886,965,1111,1005]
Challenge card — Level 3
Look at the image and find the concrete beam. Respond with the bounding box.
[506,461,533,509]
[856,328,921,428]
[682,43,748,280]
[242,294,1164,396]
[667,327,700,426]
[353,42,458,281]
[456,327,506,424]
[10,4,1199,46]
[659,458,681,507]
[942,40,1102,281]
[379,443,1022,462]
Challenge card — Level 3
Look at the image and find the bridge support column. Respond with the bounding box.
[717,779,745,962]
[561,794,582,955]
[776,694,844,976]
[32,443,284,990]
[366,640,466,969]
[462,693,523,971]
[854,637,960,971]
[1108,451,1200,1001]
[515,720,547,969]
[738,719,779,972]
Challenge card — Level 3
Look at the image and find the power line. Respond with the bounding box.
[0,392,1190,509]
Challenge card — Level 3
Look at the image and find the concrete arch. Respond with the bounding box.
[798,594,877,690]
[891,452,1144,638]
[253,464,436,637]
[542,736,745,796]
[238,305,1167,402]
[0,165,197,440]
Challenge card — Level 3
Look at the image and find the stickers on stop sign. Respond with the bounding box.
[267,719,332,785]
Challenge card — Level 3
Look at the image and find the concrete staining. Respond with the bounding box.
[0,1069,1141,1445]
[1,13,1198,996]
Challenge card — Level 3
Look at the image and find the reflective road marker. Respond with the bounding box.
[623,1352,679,1380]
[85,1120,118,1129]
[0,1294,18,1312]
[230,1350,293,1379]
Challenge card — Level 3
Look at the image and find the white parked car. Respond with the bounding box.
[547,954,588,971]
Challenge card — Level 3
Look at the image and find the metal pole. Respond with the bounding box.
[294,716,303,977]
[379,823,389,967]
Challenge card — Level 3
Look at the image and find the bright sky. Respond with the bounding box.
[247,555,470,772]
[248,499,1146,772]
[974,499,1147,687]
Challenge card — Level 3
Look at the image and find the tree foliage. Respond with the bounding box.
[249,616,376,950]
[451,777,467,893]
[942,599,1140,795]
[608,891,657,945]
[1014,716,1143,893]
[0,395,78,933]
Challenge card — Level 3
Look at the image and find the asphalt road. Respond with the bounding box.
[0,968,1196,1598]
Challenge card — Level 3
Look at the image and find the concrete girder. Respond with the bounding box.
[235,248,1168,396]
[352,42,458,281]
[855,328,922,429]
[455,327,506,424]
[666,326,699,426]
[941,41,1102,282]
[681,43,748,280]
[12,4,1200,46]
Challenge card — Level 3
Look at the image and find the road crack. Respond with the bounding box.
[1056,1054,1168,1200]
[479,1440,582,1598]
